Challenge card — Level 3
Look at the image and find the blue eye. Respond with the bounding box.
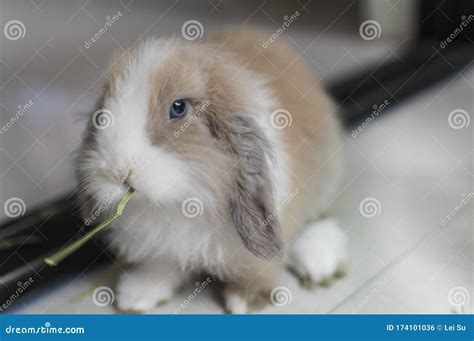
[169,99,187,119]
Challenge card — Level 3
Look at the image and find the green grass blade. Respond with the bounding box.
[44,188,135,266]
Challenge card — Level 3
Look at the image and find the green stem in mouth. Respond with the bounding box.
[44,188,135,267]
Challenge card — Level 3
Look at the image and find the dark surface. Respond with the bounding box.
[327,42,474,128]
[0,195,111,312]
[420,0,474,44]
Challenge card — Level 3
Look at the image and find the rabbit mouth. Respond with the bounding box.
[123,169,133,188]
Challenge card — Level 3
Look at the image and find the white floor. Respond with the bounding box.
[1,1,472,314]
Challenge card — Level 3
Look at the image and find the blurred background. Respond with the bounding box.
[0,0,472,314]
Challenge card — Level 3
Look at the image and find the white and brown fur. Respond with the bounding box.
[77,28,347,313]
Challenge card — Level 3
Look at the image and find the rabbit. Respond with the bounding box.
[77,28,347,314]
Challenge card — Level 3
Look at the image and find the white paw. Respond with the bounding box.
[223,283,272,314]
[289,218,348,285]
[115,261,183,313]
[224,290,249,314]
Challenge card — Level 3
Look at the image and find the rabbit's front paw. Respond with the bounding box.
[115,260,185,313]
[115,275,172,313]
[289,218,348,287]
[224,289,248,314]
[223,283,270,314]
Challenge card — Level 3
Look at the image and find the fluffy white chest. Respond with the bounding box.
[106,199,245,273]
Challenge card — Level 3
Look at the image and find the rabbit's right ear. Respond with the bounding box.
[206,112,283,260]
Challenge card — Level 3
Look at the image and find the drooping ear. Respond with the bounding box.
[206,113,283,260]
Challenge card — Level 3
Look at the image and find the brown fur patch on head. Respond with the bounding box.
[146,49,209,135]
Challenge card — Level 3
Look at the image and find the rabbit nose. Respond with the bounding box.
[123,170,132,186]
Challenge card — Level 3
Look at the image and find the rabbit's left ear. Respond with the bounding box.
[206,113,283,260]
